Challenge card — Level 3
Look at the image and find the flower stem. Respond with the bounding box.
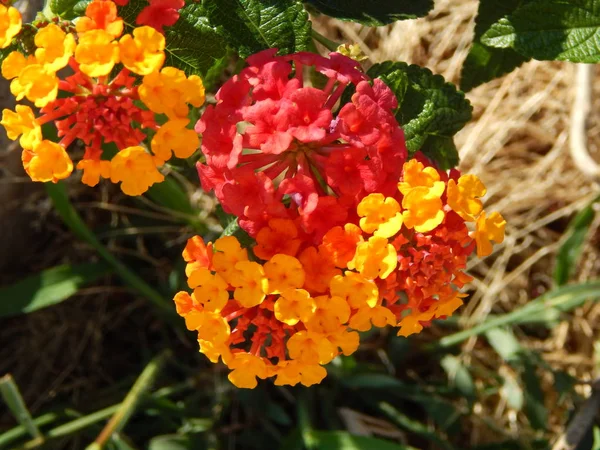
[311,29,340,52]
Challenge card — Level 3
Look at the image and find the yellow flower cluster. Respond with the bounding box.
[0,2,205,195]
[174,160,507,388]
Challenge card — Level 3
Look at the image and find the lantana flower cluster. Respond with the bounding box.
[173,51,506,388]
[0,0,202,195]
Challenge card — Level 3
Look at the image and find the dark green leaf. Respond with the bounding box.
[0,263,110,317]
[164,4,230,79]
[554,195,600,286]
[501,371,523,411]
[377,402,454,449]
[420,136,459,170]
[522,359,548,430]
[460,0,530,91]
[481,0,600,62]
[440,355,477,404]
[72,0,92,17]
[50,0,79,16]
[202,0,311,58]
[485,328,522,363]
[305,0,433,26]
[311,431,416,450]
[148,434,199,450]
[119,1,229,78]
[368,62,472,167]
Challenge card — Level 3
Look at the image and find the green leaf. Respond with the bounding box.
[554,195,600,286]
[164,4,230,79]
[377,402,455,449]
[440,355,477,404]
[368,62,472,168]
[0,263,110,317]
[485,328,522,363]
[305,0,433,26]
[500,371,523,411]
[310,431,417,450]
[420,136,459,171]
[460,0,530,91]
[118,1,229,78]
[0,375,42,441]
[481,0,600,63]
[202,0,311,58]
[148,435,196,450]
[50,0,79,16]
[485,329,548,430]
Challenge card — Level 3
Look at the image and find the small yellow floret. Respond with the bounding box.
[22,141,73,183]
[264,254,305,294]
[472,211,506,257]
[305,295,350,333]
[329,271,378,309]
[75,29,119,77]
[211,236,248,285]
[110,146,165,195]
[189,268,229,312]
[274,288,316,326]
[232,261,268,308]
[287,330,337,365]
[349,235,397,280]
[1,105,42,150]
[0,5,21,49]
[139,67,205,119]
[151,119,199,162]
[274,360,327,387]
[34,24,76,72]
[77,159,111,187]
[357,193,403,238]
[401,186,445,233]
[1,51,34,79]
[227,353,268,389]
[10,64,58,107]
[119,26,165,75]
[349,305,396,331]
[447,174,486,221]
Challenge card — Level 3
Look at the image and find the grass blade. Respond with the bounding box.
[4,382,192,449]
[0,263,110,317]
[310,430,418,450]
[554,195,600,286]
[45,182,175,318]
[0,375,43,444]
[87,351,171,450]
[433,281,600,350]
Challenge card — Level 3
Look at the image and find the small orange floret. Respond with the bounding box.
[472,211,506,257]
[182,235,213,276]
[298,246,341,293]
[319,223,363,268]
[76,0,124,38]
[447,174,486,221]
[254,218,301,260]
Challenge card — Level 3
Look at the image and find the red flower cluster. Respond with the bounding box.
[41,60,155,157]
[174,50,506,388]
[196,49,407,241]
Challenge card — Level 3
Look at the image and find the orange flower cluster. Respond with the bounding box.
[174,159,506,388]
[0,1,204,195]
